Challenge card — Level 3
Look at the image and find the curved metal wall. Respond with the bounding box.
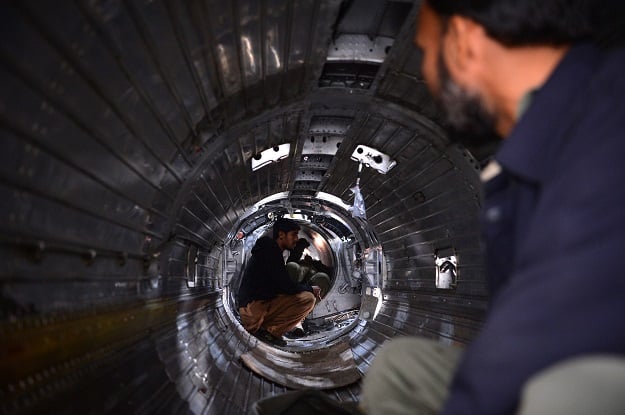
[0,1,488,414]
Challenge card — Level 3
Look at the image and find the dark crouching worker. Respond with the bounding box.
[238,218,322,347]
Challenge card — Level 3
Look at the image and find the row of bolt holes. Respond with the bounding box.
[310,136,340,145]
[333,46,392,54]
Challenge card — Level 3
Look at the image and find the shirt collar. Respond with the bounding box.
[516,89,536,119]
[495,43,600,183]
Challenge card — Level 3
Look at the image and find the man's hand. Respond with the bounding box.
[312,285,322,301]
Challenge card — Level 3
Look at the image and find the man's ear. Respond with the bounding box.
[443,15,484,73]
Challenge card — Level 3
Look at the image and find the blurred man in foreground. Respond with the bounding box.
[361,1,625,414]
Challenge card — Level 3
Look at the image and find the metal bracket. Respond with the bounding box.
[251,143,291,171]
[435,255,458,290]
[350,144,396,174]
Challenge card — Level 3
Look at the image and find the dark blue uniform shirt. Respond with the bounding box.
[237,236,312,308]
[442,43,625,414]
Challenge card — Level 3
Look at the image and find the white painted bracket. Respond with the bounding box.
[350,144,396,174]
[251,143,291,171]
[435,255,458,289]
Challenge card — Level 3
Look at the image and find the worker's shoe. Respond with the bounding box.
[253,328,287,347]
[284,327,306,339]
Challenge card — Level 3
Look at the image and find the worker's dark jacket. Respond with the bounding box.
[443,43,625,414]
[237,236,312,308]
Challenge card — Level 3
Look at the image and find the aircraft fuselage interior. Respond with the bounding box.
[0,0,499,413]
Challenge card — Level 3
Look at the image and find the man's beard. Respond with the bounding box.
[436,52,501,149]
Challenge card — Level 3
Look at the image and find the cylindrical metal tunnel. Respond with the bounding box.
[1,1,489,414]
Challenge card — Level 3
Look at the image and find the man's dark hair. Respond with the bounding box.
[273,218,301,239]
[427,0,594,46]
[287,238,310,263]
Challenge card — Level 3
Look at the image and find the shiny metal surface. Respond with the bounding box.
[240,338,361,389]
[1,1,487,414]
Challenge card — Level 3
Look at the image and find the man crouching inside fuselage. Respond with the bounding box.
[237,217,321,346]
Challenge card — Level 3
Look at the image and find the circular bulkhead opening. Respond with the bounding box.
[222,210,378,351]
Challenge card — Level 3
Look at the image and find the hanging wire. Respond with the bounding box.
[351,161,367,219]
